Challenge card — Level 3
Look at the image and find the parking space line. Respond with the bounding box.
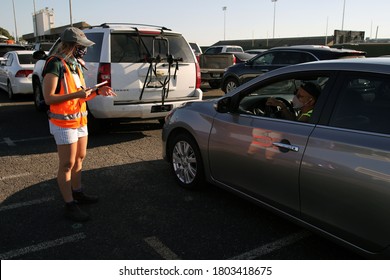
[3,137,16,146]
[229,230,312,259]
[0,233,86,259]
[0,136,53,146]
[0,197,55,212]
[144,236,181,260]
[0,172,32,181]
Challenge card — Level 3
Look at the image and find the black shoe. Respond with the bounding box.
[72,191,99,204]
[65,202,89,222]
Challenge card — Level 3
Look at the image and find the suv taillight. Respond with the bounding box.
[195,63,201,89]
[232,55,237,65]
[97,63,111,87]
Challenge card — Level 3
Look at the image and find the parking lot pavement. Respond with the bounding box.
[201,84,224,99]
[0,90,362,260]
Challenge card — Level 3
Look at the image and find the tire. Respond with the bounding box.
[7,81,14,100]
[208,80,221,89]
[168,133,204,189]
[33,81,48,112]
[223,77,239,93]
[87,111,111,134]
[158,118,165,126]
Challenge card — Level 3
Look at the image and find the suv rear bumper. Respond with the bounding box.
[88,89,203,119]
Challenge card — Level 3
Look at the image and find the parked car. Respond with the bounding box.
[221,45,366,93]
[162,58,390,258]
[32,23,202,127]
[189,42,202,56]
[0,44,26,57]
[32,42,54,53]
[0,50,35,99]
[199,50,253,89]
[203,45,244,54]
[189,42,202,63]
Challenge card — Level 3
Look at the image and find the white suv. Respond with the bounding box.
[32,23,202,124]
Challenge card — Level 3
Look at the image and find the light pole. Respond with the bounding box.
[271,0,277,39]
[69,0,73,26]
[12,0,19,43]
[222,6,227,40]
[33,0,38,42]
[341,0,346,30]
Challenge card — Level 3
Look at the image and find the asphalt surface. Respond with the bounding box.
[0,87,362,260]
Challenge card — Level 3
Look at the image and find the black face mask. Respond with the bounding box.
[73,46,87,59]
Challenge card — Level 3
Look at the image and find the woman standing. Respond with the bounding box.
[43,27,116,222]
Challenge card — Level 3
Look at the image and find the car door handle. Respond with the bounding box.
[272,142,299,152]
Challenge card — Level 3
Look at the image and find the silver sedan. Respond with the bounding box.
[0,50,35,99]
[162,58,390,259]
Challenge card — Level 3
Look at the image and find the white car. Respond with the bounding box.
[0,50,35,99]
[203,45,244,54]
[32,23,202,127]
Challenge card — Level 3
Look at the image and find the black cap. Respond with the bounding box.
[301,82,321,100]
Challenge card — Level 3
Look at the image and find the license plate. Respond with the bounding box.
[211,73,221,78]
[151,105,173,113]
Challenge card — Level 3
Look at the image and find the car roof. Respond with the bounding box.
[263,57,390,77]
[85,23,180,35]
[6,50,35,55]
[270,45,365,54]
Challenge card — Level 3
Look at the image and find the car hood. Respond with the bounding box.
[180,98,219,114]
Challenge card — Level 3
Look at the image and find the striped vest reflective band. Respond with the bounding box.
[47,56,88,129]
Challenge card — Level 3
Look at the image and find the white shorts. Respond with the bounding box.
[49,121,88,145]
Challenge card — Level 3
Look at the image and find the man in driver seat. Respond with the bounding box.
[266,82,321,122]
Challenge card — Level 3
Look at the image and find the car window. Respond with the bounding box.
[226,47,242,52]
[204,47,222,54]
[48,39,61,56]
[39,43,53,52]
[18,54,35,64]
[110,33,194,63]
[272,52,306,64]
[329,74,390,134]
[5,53,13,66]
[237,75,329,121]
[83,32,104,63]
[253,53,275,66]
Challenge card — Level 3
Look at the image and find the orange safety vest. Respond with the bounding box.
[46,56,88,128]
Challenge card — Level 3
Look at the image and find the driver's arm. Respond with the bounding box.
[266,97,295,120]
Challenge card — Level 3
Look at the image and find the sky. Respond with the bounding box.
[1,0,390,46]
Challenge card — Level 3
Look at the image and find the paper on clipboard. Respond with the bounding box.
[87,81,108,91]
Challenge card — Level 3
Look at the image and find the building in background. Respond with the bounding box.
[32,7,55,40]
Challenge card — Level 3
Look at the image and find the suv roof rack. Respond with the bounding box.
[91,23,171,31]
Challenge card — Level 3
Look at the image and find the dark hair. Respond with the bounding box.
[301,82,321,100]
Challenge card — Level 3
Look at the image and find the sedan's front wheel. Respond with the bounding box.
[169,133,204,189]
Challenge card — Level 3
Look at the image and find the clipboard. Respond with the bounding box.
[87,81,108,91]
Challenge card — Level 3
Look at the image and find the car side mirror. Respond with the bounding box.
[214,96,232,113]
[33,50,48,60]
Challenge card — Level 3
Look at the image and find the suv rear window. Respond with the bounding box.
[110,33,194,63]
[84,33,104,62]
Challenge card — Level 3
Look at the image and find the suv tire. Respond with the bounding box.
[33,80,48,112]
